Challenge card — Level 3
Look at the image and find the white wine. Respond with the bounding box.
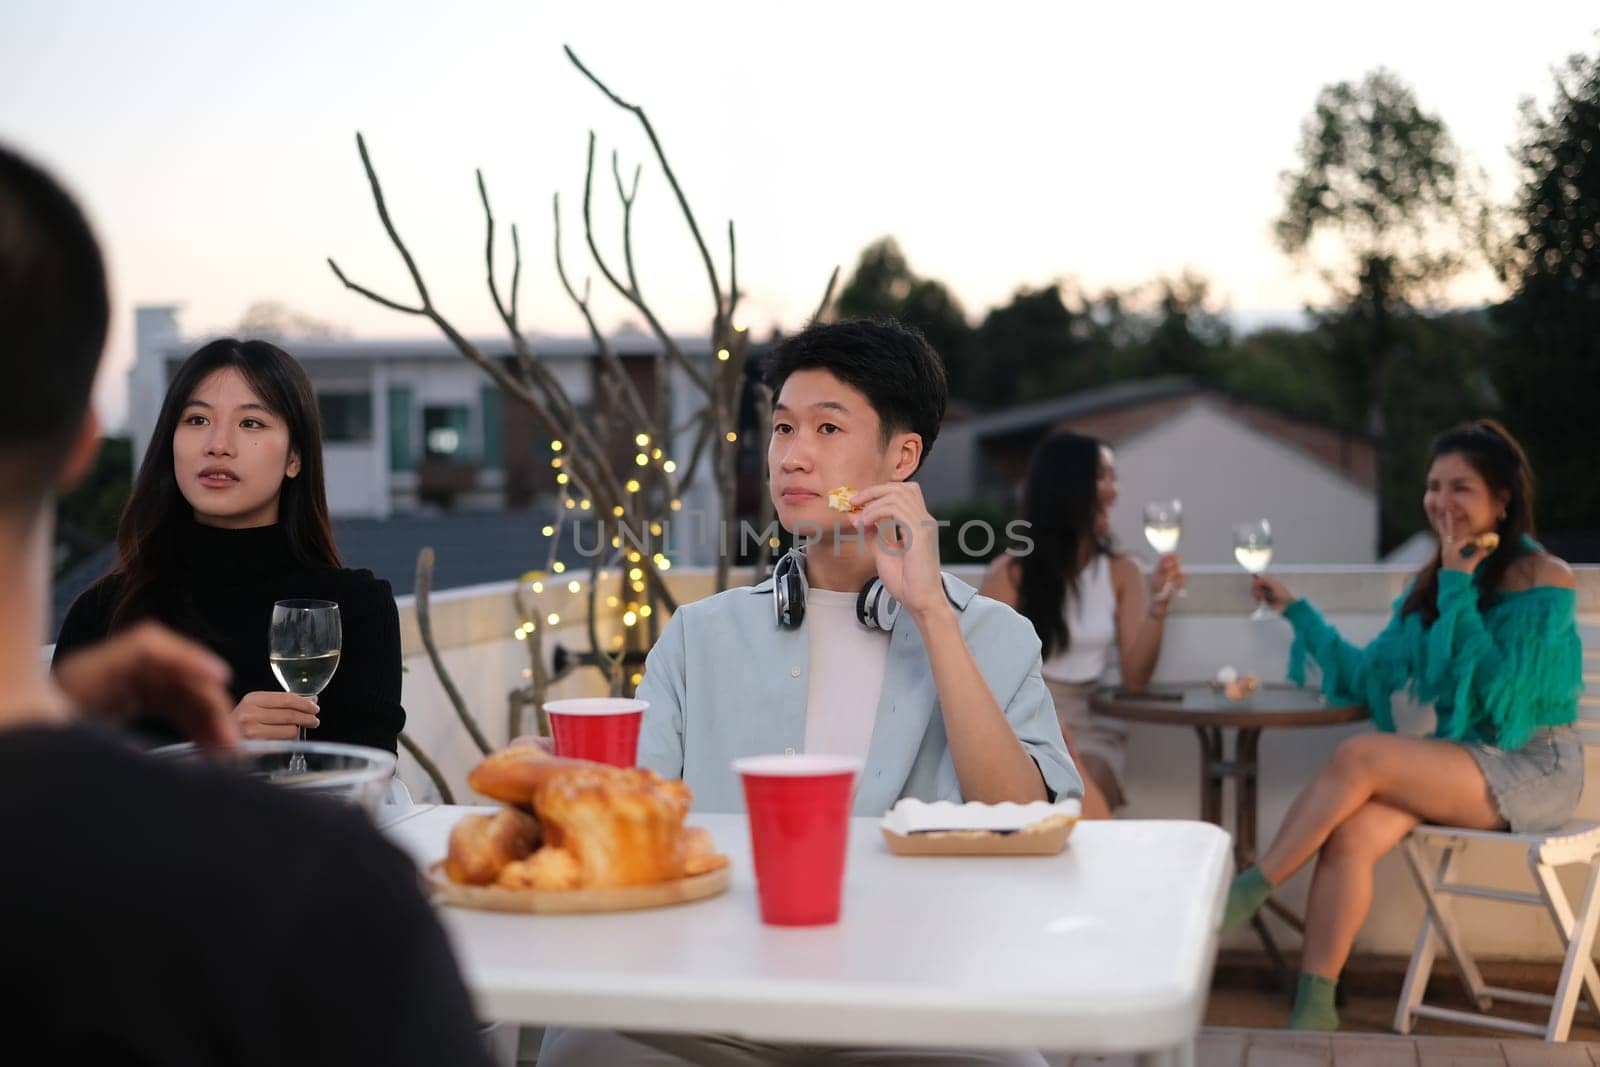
[1143,523,1181,554]
[270,651,341,695]
[1234,546,1273,575]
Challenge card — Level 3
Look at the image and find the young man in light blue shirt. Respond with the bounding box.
[540,320,1079,1067]
[638,318,1082,814]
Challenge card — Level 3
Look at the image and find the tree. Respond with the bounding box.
[1115,272,1232,380]
[235,301,346,340]
[1493,43,1600,536]
[1276,69,1481,551]
[835,237,976,401]
[55,436,132,576]
[973,284,1086,407]
[329,47,834,729]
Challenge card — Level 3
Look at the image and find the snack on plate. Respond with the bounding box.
[827,486,859,513]
[445,807,542,886]
[1211,666,1260,702]
[445,744,726,891]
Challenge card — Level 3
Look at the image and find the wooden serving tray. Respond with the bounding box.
[425,862,731,914]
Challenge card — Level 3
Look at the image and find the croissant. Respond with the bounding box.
[446,807,541,885]
[496,847,581,891]
[536,767,693,888]
[446,744,721,891]
[467,746,603,809]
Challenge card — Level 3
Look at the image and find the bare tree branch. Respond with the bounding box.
[326,260,426,316]
[727,220,741,325]
[553,191,653,432]
[329,135,622,507]
[611,151,644,295]
[566,45,724,316]
[415,547,492,756]
[580,134,710,395]
[399,731,455,804]
[478,169,520,335]
[675,414,716,494]
[754,381,778,570]
[509,223,522,328]
[353,132,435,307]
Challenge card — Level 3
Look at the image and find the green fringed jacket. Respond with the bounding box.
[1283,537,1582,752]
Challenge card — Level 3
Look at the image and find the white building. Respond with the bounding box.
[129,307,720,535]
[919,378,1379,565]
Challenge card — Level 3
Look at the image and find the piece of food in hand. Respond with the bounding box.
[827,486,860,513]
[446,807,542,885]
[1460,531,1501,560]
[1214,665,1239,687]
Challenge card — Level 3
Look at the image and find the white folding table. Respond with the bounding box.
[386,806,1230,1065]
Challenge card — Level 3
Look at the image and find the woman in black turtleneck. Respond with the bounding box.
[54,339,403,753]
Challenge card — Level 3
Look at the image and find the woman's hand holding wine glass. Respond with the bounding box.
[232,690,322,741]
[1250,573,1295,615]
[1143,499,1187,602]
[1234,519,1276,621]
[268,599,341,768]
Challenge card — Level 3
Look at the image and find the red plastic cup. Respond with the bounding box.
[543,698,648,767]
[733,754,861,926]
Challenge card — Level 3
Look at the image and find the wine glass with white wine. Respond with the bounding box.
[1233,520,1274,621]
[270,599,341,772]
[1142,499,1184,600]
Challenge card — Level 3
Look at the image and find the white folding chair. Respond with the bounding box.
[1394,623,1600,1041]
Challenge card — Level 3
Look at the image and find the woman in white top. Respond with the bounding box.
[981,431,1183,817]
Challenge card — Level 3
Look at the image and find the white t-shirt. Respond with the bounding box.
[802,587,891,763]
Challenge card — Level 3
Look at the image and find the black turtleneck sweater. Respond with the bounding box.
[53,520,405,753]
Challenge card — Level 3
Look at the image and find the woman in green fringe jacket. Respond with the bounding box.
[1225,419,1584,1032]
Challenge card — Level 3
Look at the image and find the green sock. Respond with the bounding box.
[1221,866,1273,931]
[1288,973,1340,1032]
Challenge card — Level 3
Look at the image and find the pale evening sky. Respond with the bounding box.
[2,1,1596,427]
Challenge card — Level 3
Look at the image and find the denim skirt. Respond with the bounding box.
[1458,726,1585,833]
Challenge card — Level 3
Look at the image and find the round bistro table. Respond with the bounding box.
[1091,682,1367,984]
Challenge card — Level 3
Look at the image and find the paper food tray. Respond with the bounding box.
[879,798,1081,856]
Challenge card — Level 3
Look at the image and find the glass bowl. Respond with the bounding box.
[153,740,397,816]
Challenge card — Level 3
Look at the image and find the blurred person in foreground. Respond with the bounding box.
[0,142,491,1065]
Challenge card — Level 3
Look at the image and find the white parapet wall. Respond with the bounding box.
[396,563,1600,962]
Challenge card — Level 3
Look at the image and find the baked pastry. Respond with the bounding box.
[467,745,602,809]
[496,847,581,891]
[681,826,731,876]
[445,806,541,885]
[535,766,693,888]
[445,744,723,891]
[827,486,859,513]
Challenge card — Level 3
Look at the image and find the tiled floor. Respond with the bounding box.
[1205,955,1600,1041]
[1059,1030,1600,1066]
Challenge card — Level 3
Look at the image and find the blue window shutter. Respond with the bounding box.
[481,386,502,469]
[388,386,413,472]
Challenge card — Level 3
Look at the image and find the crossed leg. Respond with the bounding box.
[1255,733,1505,978]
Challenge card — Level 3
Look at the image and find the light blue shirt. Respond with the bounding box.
[636,571,1084,815]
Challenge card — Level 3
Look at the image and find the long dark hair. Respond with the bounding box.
[1013,432,1111,659]
[1400,419,1536,627]
[110,338,340,629]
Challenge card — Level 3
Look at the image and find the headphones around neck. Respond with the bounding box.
[772,548,900,633]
